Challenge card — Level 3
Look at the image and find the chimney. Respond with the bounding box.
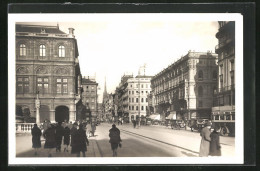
[68,28,75,38]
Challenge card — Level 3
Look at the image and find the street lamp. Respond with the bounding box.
[35,91,41,125]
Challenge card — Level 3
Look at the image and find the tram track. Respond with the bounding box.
[120,128,199,155]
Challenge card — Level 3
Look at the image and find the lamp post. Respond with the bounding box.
[35,91,41,125]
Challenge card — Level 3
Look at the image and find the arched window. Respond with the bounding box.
[141,98,144,102]
[58,45,65,57]
[39,45,46,57]
[198,86,203,97]
[213,70,217,80]
[198,70,203,80]
[20,44,26,56]
[141,106,144,110]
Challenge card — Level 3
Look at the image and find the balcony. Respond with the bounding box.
[215,38,234,53]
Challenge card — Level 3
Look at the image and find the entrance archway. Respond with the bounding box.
[55,106,69,122]
[40,105,50,123]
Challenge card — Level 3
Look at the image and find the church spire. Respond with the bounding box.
[103,77,108,102]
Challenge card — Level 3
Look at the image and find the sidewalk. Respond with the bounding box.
[16,132,102,157]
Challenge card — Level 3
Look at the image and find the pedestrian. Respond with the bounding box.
[70,122,78,155]
[209,125,221,156]
[55,122,64,152]
[43,124,56,157]
[91,122,96,137]
[75,124,89,157]
[199,122,212,157]
[86,122,92,138]
[31,123,42,156]
[63,126,70,152]
[133,120,136,128]
[42,119,50,134]
[109,124,122,157]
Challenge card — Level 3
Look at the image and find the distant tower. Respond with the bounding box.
[103,77,108,103]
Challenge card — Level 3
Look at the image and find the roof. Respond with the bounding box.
[82,78,98,85]
[16,24,66,34]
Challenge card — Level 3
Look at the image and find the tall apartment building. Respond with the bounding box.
[212,21,235,136]
[81,76,98,119]
[15,24,82,123]
[116,74,152,121]
[151,51,218,121]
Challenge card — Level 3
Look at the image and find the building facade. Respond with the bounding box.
[81,76,98,120]
[212,21,235,136]
[15,24,82,123]
[116,74,152,121]
[151,51,218,122]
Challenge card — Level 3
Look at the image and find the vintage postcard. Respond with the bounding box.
[8,12,243,165]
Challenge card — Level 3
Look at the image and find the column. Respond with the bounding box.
[50,110,55,123]
[69,103,76,122]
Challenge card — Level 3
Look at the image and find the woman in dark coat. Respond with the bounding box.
[63,126,70,152]
[75,124,89,157]
[31,124,42,155]
[70,122,78,155]
[55,122,64,152]
[109,124,122,157]
[209,126,221,156]
[43,124,56,157]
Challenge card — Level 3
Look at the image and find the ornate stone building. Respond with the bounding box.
[81,76,98,120]
[151,51,218,121]
[16,24,82,123]
[212,21,235,136]
[116,74,152,121]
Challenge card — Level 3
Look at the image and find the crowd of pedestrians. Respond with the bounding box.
[31,119,96,157]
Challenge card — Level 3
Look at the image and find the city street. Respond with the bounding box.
[16,123,235,157]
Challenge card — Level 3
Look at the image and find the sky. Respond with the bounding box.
[17,14,219,103]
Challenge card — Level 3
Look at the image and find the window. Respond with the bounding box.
[132,106,134,110]
[39,45,46,57]
[146,98,148,102]
[129,91,131,95]
[136,106,139,111]
[129,106,131,110]
[129,98,131,102]
[141,98,144,102]
[198,86,203,97]
[16,77,29,93]
[56,78,68,94]
[58,45,65,57]
[132,91,134,94]
[199,101,203,107]
[19,44,26,56]
[136,98,139,103]
[198,70,203,80]
[141,106,144,110]
[141,91,143,94]
[146,106,148,110]
[37,77,48,94]
[141,84,143,88]
[213,70,217,80]
[130,84,132,88]
[132,98,134,102]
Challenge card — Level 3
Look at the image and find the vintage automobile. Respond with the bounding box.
[152,119,160,125]
[187,119,211,132]
[170,120,186,130]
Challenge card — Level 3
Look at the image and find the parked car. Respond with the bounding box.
[153,120,160,125]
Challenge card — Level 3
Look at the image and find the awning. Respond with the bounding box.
[149,114,160,120]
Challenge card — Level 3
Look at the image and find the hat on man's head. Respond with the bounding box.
[112,124,116,128]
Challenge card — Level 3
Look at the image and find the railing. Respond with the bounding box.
[215,38,234,52]
[16,123,35,133]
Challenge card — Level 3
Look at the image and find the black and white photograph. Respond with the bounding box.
[8,12,244,165]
